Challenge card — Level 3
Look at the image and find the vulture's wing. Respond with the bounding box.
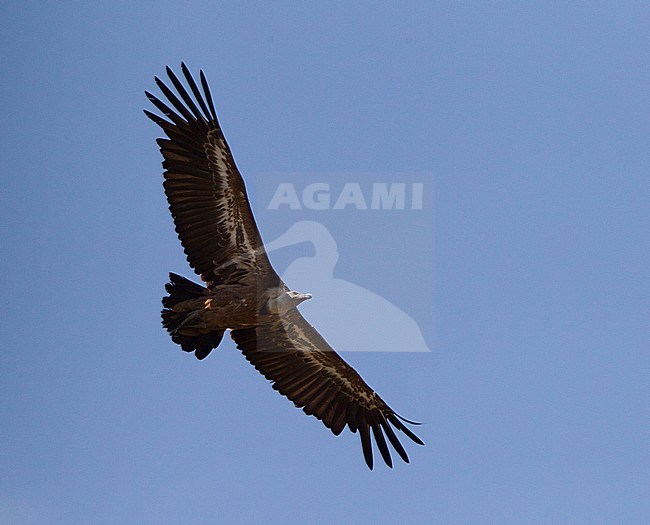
[231,309,424,469]
[145,64,277,287]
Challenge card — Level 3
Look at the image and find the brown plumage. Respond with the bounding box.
[145,64,423,469]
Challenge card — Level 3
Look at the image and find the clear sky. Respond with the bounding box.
[1,2,648,524]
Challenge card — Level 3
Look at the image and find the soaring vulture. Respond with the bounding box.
[145,64,423,469]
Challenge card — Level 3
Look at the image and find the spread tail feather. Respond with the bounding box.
[161,272,224,359]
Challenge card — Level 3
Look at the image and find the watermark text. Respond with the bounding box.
[267,183,424,210]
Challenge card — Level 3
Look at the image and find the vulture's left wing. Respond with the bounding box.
[231,309,423,469]
[145,64,279,288]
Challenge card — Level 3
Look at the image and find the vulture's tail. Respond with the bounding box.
[161,272,224,360]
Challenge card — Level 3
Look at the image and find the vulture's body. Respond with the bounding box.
[145,64,423,469]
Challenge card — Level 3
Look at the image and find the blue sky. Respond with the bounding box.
[1,2,648,523]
